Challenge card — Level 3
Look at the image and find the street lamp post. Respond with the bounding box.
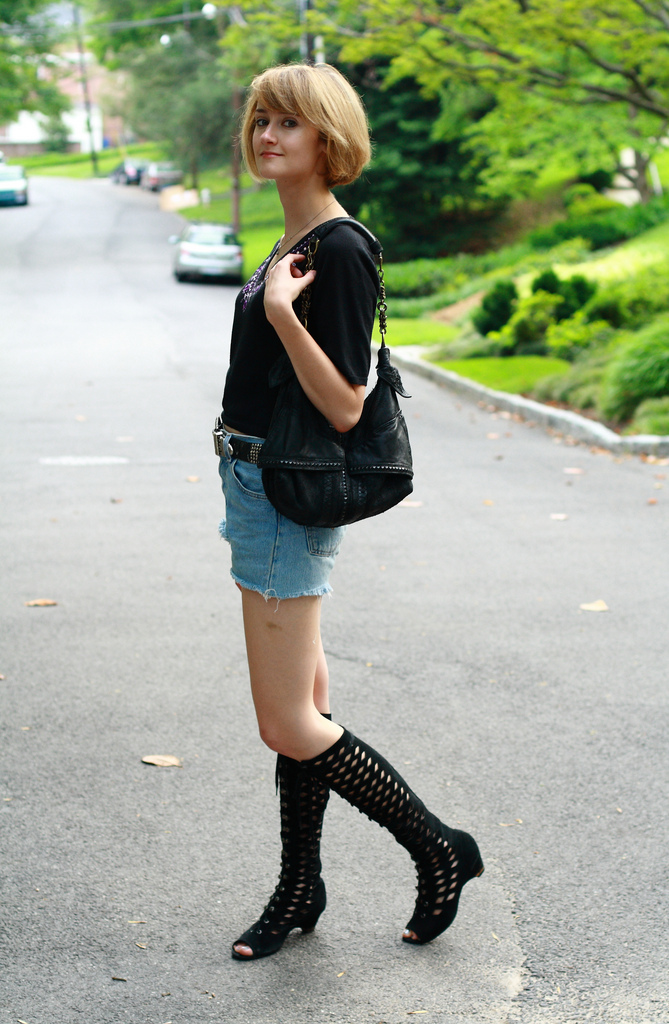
[72,3,99,175]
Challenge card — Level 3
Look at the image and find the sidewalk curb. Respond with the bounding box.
[387,345,669,457]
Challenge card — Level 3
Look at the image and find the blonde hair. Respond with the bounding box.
[240,63,371,188]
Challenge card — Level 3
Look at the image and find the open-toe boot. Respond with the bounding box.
[231,752,330,960]
[303,728,483,945]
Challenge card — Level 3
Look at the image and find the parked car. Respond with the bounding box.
[141,162,183,191]
[0,165,28,206]
[109,158,149,185]
[169,222,243,284]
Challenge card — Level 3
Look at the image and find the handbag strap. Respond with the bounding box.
[300,218,389,347]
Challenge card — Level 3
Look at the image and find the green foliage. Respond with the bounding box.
[544,312,615,360]
[530,269,597,321]
[529,196,669,250]
[627,397,669,436]
[336,67,502,259]
[531,347,613,410]
[122,34,233,185]
[584,262,669,329]
[331,0,669,204]
[489,291,563,355]
[599,318,669,421]
[472,280,518,335]
[41,114,70,153]
[0,0,69,122]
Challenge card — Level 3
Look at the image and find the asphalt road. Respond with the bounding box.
[1,176,667,1024]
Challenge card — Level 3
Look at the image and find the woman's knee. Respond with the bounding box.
[256,713,313,759]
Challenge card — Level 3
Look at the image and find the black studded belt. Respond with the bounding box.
[213,419,264,463]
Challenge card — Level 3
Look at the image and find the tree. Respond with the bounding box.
[324,0,669,201]
[337,63,502,257]
[0,0,69,123]
[123,33,233,187]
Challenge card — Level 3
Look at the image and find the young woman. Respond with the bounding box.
[216,62,483,961]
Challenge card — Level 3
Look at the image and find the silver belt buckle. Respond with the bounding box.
[212,417,227,457]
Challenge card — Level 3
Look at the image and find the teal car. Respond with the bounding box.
[0,165,29,206]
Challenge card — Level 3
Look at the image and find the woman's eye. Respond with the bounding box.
[283,118,298,128]
[255,118,268,128]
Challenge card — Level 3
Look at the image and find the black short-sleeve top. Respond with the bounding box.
[221,219,380,439]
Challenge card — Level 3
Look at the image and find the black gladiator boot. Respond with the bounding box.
[231,721,331,961]
[303,728,483,945]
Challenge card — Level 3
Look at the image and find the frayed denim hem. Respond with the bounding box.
[229,569,332,603]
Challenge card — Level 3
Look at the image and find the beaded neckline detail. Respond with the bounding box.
[240,231,318,311]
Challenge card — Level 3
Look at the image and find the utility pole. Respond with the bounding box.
[72,4,99,175]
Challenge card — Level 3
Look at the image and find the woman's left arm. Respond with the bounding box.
[263,253,366,434]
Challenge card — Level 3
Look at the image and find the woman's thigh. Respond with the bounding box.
[240,588,341,759]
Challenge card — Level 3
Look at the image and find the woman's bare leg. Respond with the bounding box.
[240,588,342,761]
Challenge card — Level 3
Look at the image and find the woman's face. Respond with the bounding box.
[252,106,326,185]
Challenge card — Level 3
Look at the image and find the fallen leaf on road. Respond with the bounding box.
[399,499,424,507]
[550,513,568,520]
[580,600,609,612]
[337,971,345,977]
[111,977,127,982]
[563,467,584,475]
[407,1013,428,1016]
[128,920,146,924]
[24,599,57,607]
[186,476,200,483]
[141,755,182,768]
[75,415,87,422]
[483,499,494,506]
[110,497,123,503]
[487,432,500,439]
[647,498,658,505]
[135,942,147,949]
[492,932,500,941]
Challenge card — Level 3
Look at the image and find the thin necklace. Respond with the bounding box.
[276,197,337,260]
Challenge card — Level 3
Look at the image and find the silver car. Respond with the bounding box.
[141,161,183,191]
[170,222,243,284]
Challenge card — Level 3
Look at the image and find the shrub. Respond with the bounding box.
[490,291,562,355]
[530,270,597,321]
[545,312,615,360]
[585,264,669,330]
[472,279,518,335]
[599,317,669,421]
[531,347,612,409]
[627,396,669,435]
[528,195,669,251]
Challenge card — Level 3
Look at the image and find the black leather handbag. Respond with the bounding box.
[258,219,413,529]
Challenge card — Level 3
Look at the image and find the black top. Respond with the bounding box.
[221,219,380,438]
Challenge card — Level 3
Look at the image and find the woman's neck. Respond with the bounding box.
[276,182,346,245]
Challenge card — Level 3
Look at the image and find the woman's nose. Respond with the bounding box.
[260,123,277,143]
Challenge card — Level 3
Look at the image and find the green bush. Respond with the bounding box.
[627,396,669,435]
[472,279,518,336]
[564,185,620,219]
[584,263,669,329]
[531,347,612,409]
[490,291,562,355]
[545,312,615,360]
[530,270,597,321]
[528,195,669,251]
[599,316,669,421]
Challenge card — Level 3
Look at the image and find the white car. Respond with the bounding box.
[170,222,243,284]
[0,165,28,206]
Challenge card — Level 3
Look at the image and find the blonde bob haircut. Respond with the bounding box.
[241,63,371,188]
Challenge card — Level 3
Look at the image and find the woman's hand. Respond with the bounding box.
[262,252,364,433]
[263,253,316,327]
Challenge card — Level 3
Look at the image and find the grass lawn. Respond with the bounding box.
[20,144,166,178]
[373,318,459,347]
[434,356,571,394]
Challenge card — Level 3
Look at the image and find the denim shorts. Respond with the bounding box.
[217,432,346,600]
